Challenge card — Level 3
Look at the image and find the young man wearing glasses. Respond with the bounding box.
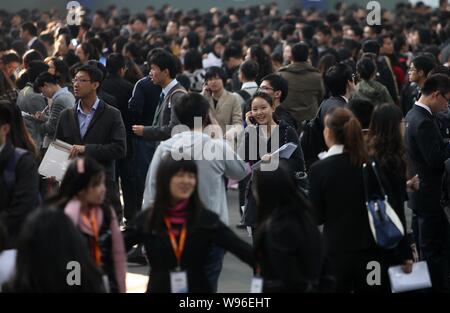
[405,73,450,292]
[55,64,126,220]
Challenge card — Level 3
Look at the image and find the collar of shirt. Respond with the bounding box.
[341,96,349,103]
[0,143,5,154]
[162,79,178,98]
[318,144,344,160]
[27,37,37,49]
[77,97,100,115]
[52,87,69,100]
[241,82,258,90]
[415,101,432,116]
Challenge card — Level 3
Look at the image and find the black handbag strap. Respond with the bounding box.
[362,159,387,203]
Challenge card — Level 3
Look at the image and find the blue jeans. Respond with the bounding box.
[205,245,225,293]
[132,137,156,210]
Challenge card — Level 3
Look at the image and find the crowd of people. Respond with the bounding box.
[1,0,450,293]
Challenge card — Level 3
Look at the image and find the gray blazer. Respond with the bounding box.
[17,83,47,148]
[40,87,76,138]
[142,82,187,141]
[55,99,126,182]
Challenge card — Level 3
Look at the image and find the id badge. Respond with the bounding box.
[170,270,188,293]
[250,277,263,293]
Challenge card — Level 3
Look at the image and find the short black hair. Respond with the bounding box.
[0,100,12,126]
[149,48,177,79]
[279,24,295,40]
[325,63,353,96]
[183,49,203,72]
[260,73,289,103]
[1,50,21,65]
[174,93,210,129]
[33,72,59,92]
[412,55,436,77]
[21,22,37,36]
[347,99,374,129]
[205,66,227,85]
[356,56,377,81]
[291,42,309,63]
[106,53,125,75]
[75,64,104,84]
[428,65,450,78]
[421,74,450,96]
[240,60,259,81]
[130,14,146,25]
[28,60,49,83]
[362,40,380,56]
[223,43,242,62]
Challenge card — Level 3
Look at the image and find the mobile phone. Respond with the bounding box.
[249,116,257,125]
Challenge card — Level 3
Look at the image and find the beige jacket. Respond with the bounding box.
[203,89,242,136]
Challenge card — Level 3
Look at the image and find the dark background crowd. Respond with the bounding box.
[1,0,450,293]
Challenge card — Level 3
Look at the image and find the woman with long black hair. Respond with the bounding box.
[45,157,126,293]
[123,156,254,293]
[367,103,414,272]
[239,92,305,230]
[252,160,334,292]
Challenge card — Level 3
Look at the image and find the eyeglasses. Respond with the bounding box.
[72,78,91,84]
[257,86,275,92]
[440,92,450,103]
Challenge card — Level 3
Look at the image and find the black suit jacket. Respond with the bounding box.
[55,99,126,182]
[124,208,254,293]
[30,38,48,58]
[0,141,39,248]
[405,105,450,214]
[309,153,376,255]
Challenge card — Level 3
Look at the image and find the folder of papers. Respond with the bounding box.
[388,261,432,293]
[38,140,73,181]
[251,143,298,170]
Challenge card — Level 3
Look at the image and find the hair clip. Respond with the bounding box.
[77,158,85,174]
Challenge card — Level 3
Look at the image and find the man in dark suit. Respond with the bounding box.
[101,53,137,224]
[55,65,126,219]
[20,22,47,58]
[405,74,450,292]
[132,48,186,142]
[301,63,355,169]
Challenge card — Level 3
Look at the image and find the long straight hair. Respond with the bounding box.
[325,107,367,166]
[146,155,203,233]
[6,208,105,292]
[367,103,406,174]
[45,157,106,210]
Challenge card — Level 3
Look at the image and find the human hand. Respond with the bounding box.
[401,260,413,274]
[132,125,144,136]
[69,145,85,159]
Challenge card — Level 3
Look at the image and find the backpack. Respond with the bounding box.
[3,147,28,195]
[236,89,251,103]
[300,108,327,170]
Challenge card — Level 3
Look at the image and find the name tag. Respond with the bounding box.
[170,270,188,293]
[250,277,263,293]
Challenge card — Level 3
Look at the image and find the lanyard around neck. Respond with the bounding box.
[164,218,187,268]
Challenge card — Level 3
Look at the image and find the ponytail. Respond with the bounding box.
[325,107,367,166]
[343,116,367,166]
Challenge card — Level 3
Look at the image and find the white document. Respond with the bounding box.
[0,250,17,291]
[251,143,298,170]
[388,261,432,293]
[38,139,73,181]
[250,277,263,293]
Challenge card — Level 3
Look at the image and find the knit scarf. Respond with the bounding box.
[64,199,126,293]
[166,199,189,235]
